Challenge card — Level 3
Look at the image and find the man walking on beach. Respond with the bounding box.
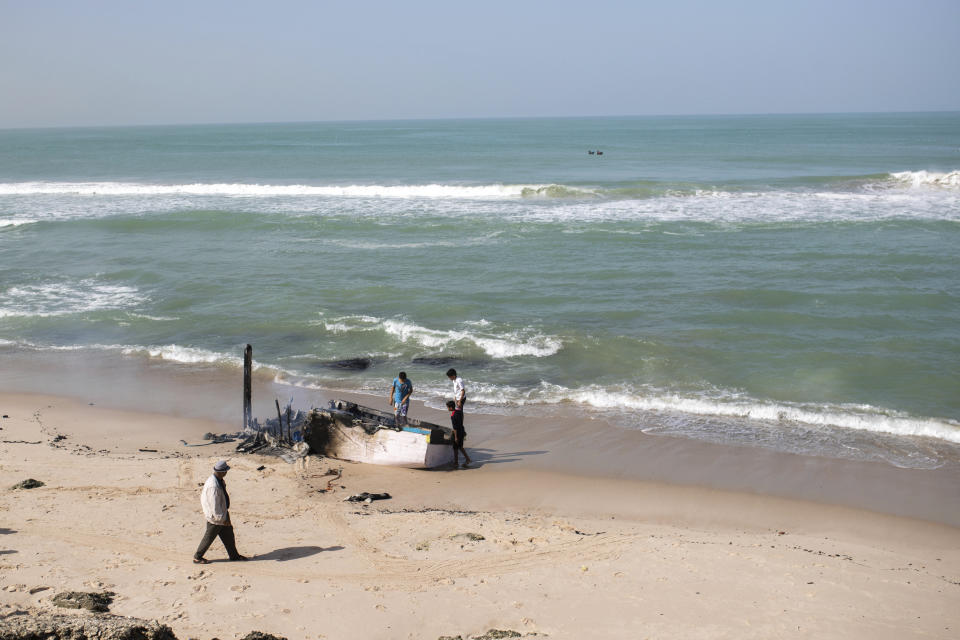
[390,371,413,426]
[446,368,466,410]
[193,460,248,564]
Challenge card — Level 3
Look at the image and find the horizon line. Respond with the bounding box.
[2,109,959,133]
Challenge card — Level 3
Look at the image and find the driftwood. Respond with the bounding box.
[243,344,253,430]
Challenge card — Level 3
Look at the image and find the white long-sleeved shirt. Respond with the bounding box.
[200,474,229,525]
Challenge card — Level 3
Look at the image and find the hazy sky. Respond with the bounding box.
[1,0,958,128]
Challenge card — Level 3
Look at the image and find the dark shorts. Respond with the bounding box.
[453,428,466,446]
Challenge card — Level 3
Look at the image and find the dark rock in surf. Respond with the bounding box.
[412,355,487,368]
[411,355,461,366]
[319,358,372,371]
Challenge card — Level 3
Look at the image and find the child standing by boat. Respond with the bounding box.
[389,371,413,426]
[446,400,471,468]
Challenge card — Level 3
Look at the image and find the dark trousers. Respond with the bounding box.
[452,431,469,464]
[195,522,240,560]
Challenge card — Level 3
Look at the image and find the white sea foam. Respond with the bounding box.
[121,344,243,366]
[127,313,179,322]
[3,178,957,225]
[0,219,38,228]
[317,314,561,358]
[0,281,146,318]
[0,181,590,199]
[514,188,960,224]
[500,382,960,444]
[325,231,504,250]
[316,314,382,334]
[890,170,960,188]
[380,318,561,358]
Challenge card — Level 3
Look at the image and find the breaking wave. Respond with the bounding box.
[0,181,594,199]
[121,344,244,366]
[889,170,960,188]
[0,219,37,228]
[0,281,146,318]
[317,314,562,359]
[468,382,960,445]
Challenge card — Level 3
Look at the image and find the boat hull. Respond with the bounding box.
[304,404,455,469]
[325,421,454,468]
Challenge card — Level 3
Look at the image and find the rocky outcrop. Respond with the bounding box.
[0,612,176,640]
[51,591,114,613]
[9,479,44,490]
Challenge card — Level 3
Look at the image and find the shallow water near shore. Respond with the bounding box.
[1,113,959,469]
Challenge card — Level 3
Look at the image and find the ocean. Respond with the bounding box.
[1,113,958,469]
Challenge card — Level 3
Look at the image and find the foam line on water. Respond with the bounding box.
[0,280,146,318]
[317,314,562,358]
[889,170,960,188]
[0,181,594,199]
[476,382,960,444]
[0,219,38,228]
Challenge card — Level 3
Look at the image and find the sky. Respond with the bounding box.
[1,0,959,128]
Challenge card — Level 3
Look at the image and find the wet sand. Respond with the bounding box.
[2,347,957,526]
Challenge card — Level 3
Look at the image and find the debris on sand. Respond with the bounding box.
[202,432,241,443]
[345,492,391,503]
[51,590,115,612]
[10,479,45,490]
[438,631,540,640]
[0,612,176,640]
[450,533,485,542]
[240,633,289,640]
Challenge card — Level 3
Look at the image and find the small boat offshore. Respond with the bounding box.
[303,400,455,469]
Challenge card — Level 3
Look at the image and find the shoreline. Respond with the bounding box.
[0,348,958,527]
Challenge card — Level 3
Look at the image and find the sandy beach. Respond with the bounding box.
[1,384,958,639]
[3,3,959,638]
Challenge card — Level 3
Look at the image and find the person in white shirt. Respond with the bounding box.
[446,368,466,410]
[193,460,248,563]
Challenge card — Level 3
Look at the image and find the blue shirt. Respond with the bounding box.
[393,378,412,405]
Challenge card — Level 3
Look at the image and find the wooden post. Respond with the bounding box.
[243,344,252,431]
[286,405,293,442]
[275,398,284,443]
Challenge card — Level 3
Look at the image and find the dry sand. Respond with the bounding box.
[1,391,958,639]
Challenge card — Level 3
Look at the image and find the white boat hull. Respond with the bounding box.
[325,421,454,468]
[304,405,455,469]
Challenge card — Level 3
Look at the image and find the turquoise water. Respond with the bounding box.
[1,113,958,468]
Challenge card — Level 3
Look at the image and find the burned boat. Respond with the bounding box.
[303,400,455,469]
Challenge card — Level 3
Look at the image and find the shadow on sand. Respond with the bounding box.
[250,545,344,562]
[426,448,547,471]
[0,528,16,535]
